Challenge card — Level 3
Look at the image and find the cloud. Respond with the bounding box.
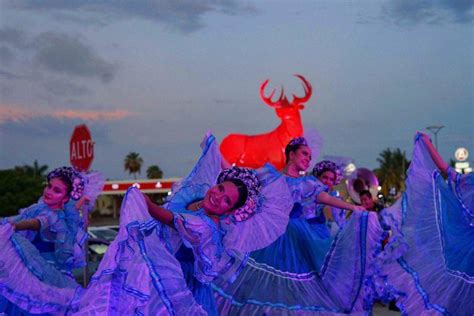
[0,28,116,83]
[7,0,257,33]
[383,0,473,25]
[0,27,29,49]
[0,104,135,124]
[0,69,22,80]
[42,79,90,97]
[54,109,133,121]
[32,32,116,82]
[0,46,15,64]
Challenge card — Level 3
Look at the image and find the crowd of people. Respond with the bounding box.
[0,131,472,315]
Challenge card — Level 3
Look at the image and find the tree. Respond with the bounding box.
[146,165,163,179]
[0,161,48,217]
[20,160,49,178]
[374,148,410,199]
[124,152,143,179]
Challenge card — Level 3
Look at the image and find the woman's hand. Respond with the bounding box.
[200,130,212,149]
[415,131,431,144]
[76,196,91,211]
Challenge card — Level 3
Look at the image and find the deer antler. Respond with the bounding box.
[260,75,312,109]
[260,79,290,108]
[291,74,312,107]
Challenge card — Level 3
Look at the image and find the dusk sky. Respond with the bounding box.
[1,0,472,180]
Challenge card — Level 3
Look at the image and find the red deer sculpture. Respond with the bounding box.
[220,74,313,170]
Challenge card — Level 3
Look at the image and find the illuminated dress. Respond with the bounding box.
[370,135,474,315]
[0,168,103,315]
[72,135,292,315]
[213,167,384,314]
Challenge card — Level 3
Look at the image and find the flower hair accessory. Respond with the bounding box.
[312,160,343,185]
[47,166,86,200]
[288,137,308,147]
[217,167,261,222]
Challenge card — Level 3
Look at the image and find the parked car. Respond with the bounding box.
[73,227,118,285]
[101,225,119,233]
[88,226,118,243]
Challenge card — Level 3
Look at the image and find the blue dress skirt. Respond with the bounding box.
[373,138,474,315]
[213,167,384,315]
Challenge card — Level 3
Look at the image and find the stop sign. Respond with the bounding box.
[70,124,94,172]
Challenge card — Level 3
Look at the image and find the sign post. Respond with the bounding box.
[70,124,94,286]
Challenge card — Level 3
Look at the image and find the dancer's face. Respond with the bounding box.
[360,194,375,211]
[289,145,312,172]
[318,170,336,190]
[43,178,70,210]
[202,181,240,216]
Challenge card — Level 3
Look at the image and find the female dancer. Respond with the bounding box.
[73,134,292,315]
[372,132,473,315]
[312,160,347,236]
[213,137,384,315]
[0,166,103,315]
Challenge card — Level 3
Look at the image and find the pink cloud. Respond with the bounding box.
[0,106,33,123]
[0,105,135,124]
[54,109,133,121]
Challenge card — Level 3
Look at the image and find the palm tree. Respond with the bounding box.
[146,165,163,179]
[374,148,410,198]
[18,160,48,178]
[124,152,144,179]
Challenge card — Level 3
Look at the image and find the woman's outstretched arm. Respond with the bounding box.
[418,132,450,177]
[13,219,41,231]
[317,192,365,212]
[143,194,174,227]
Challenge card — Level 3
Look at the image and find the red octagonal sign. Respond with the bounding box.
[70,124,94,172]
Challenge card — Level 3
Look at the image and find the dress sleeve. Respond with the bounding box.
[174,213,222,283]
[168,134,222,200]
[1,203,40,224]
[302,176,328,219]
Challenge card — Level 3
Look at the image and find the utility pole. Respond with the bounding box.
[426,125,444,150]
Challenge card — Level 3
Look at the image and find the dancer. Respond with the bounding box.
[372,132,473,315]
[312,160,347,234]
[249,137,366,270]
[72,134,292,315]
[213,137,384,315]
[0,166,104,315]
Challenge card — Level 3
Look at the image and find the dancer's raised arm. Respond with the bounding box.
[418,131,450,177]
[143,194,175,226]
[317,191,365,212]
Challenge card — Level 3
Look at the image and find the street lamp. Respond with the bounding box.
[426,125,444,150]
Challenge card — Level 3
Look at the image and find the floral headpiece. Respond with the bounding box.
[217,167,261,222]
[47,166,86,200]
[312,160,343,185]
[288,137,308,148]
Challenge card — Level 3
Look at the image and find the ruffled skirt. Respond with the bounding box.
[212,211,383,315]
[0,224,80,315]
[374,169,474,315]
[71,188,206,315]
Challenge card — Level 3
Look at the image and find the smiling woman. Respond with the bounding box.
[71,133,292,315]
[0,166,104,315]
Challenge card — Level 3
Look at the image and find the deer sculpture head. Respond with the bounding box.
[260,74,312,119]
